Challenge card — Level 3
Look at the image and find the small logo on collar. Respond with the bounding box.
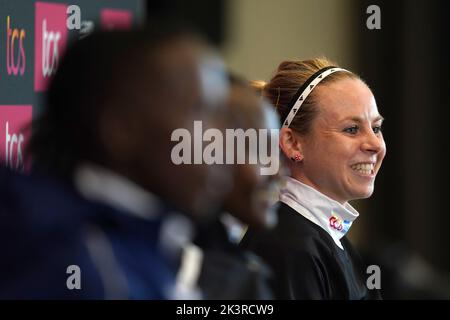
[329,214,351,232]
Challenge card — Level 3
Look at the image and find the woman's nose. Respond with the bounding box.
[361,130,383,154]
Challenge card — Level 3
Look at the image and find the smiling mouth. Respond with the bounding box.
[350,163,375,176]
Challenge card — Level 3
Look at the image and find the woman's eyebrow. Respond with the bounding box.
[339,115,384,123]
[374,115,385,123]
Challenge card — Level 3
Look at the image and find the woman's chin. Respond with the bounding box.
[351,187,374,201]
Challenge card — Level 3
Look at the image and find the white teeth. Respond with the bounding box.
[351,163,374,174]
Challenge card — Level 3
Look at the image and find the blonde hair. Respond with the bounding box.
[249,80,266,97]
[260,57,360,135]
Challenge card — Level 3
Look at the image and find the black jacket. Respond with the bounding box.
[193,219,273,299]
[240,202,381,300]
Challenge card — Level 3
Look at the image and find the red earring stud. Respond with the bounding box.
[291,154,302,162]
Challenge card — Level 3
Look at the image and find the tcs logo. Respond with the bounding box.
[34,2,68,92]
[329,215,351,233]
[6,16,26,76]
[0,105,32,172]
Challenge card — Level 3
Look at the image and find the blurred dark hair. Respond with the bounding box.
[27,25,197,179]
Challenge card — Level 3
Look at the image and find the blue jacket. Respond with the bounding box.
[0,167,177,299]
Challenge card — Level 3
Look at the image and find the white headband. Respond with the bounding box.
[282,67,350,128]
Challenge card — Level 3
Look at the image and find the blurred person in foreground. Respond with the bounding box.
[241,58,386,299]
[0,27,230,299]
[185,77,280,299]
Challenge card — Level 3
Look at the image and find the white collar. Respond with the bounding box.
[74,163,161,220]
[279,177,359,250]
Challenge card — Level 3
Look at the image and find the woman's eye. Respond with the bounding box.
[343,126,359,134]
[373,126,382,134]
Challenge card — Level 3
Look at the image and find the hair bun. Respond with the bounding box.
[250,80,266,96]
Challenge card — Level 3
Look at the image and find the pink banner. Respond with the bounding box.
[100,9,133,30]
[0,105,32,172]
[34,2,68,92]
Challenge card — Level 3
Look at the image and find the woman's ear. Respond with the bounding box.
[279,127,304,161]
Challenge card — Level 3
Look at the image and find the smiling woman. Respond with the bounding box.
[297,77,385,203]
[241,58,386,300]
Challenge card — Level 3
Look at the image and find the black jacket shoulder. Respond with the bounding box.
[241,202,379,300]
